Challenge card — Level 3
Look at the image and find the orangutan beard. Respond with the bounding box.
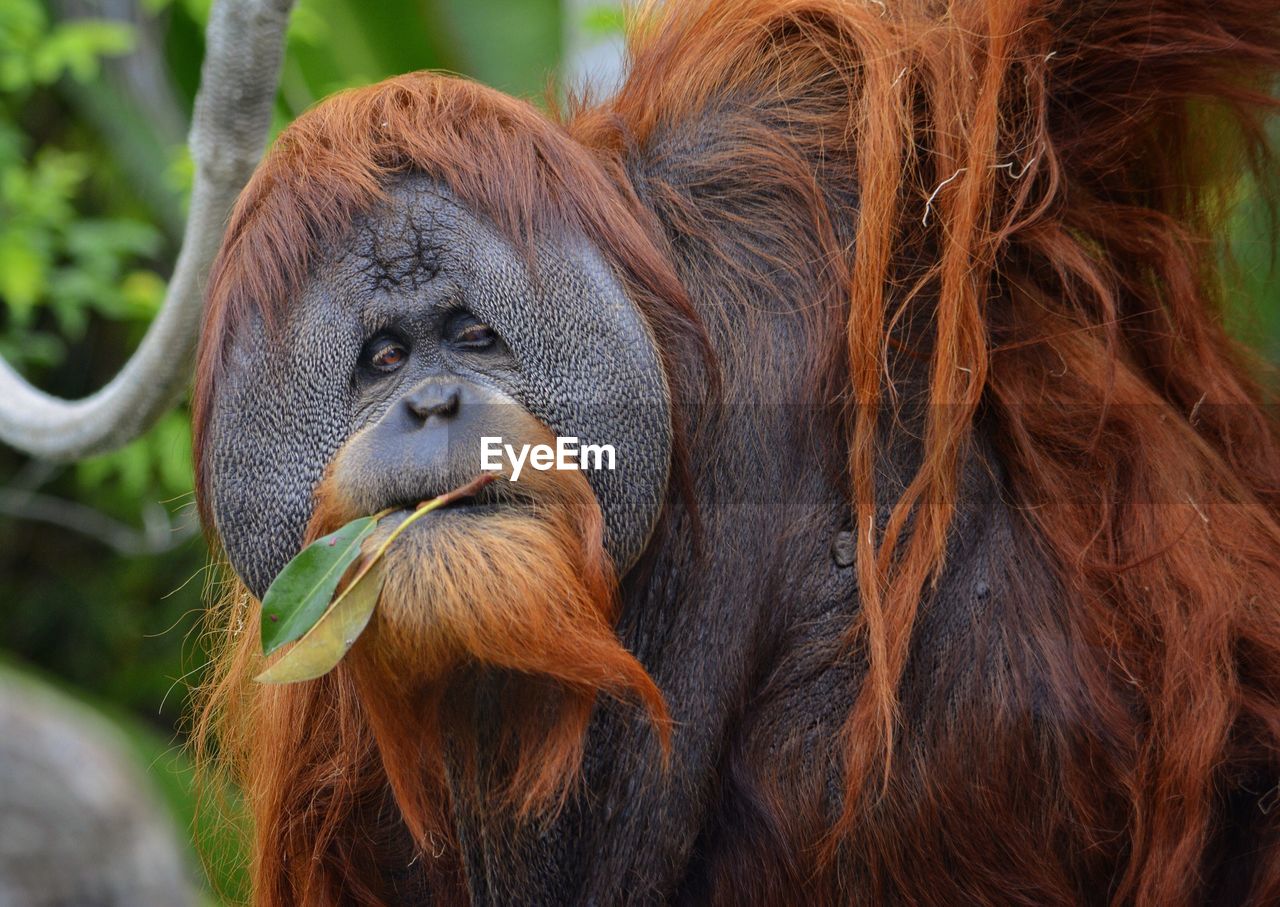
[304,464,668,847]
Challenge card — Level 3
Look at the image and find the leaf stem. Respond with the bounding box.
[347,474,496,589]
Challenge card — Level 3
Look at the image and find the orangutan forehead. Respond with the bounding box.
[352,206,444,293]
[323,177,551,300]
[338,182,461,296]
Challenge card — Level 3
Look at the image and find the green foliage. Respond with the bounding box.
[0,3,209,897]
[77,409,195,505]
[0,0,184,527]
[260,514,379,656]
[1228,189,1280,363]
[0,0,134,93]
[581,4,627,38]
[0,9,161,369]
[0,5,564,901]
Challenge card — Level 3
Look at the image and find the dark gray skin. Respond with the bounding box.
[325,376,560,521]
[206,177,672,597]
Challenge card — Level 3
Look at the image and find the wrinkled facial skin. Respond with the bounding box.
[204,176,672,597]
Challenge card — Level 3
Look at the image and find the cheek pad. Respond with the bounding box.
[461,228,672,572]
[206,296,356,598]
[205,188,672,595]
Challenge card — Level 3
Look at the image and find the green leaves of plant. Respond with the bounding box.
[255,473,496,685]
[255,562,385,685]
[259,515,378,656]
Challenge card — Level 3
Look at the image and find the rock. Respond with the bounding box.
[0,667,194,907]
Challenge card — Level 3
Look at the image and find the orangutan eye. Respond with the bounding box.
[361,336,409,373]
[445,313,497,350]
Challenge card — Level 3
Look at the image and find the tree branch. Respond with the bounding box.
[0,0,296,461]
[0,490,198,556]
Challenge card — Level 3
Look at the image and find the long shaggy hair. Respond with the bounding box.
[194,0,1280,904]
[200,456,668,905]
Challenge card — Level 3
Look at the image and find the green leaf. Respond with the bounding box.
[255,474,496,680]
[0,229,46,323]
[259,515,379,655]
[255,563,385,684]
[32,21,134,85]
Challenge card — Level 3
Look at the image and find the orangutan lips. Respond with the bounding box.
[254,473,497,684]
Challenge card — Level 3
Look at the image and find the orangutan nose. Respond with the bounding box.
[403,383,461,424]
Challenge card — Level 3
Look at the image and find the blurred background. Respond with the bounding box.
[0,0,1275,904]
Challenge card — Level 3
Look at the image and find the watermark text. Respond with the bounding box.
[480,436,616,481]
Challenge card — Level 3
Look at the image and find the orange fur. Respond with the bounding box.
[579,4,1280,900]
[193,1,1280,903]
[198,457,668,906]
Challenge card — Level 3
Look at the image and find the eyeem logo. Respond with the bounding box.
[480,436,617,481]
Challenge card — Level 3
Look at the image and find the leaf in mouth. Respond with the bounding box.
[255,473,496,684]
[255,561,385,684]
[259,515,379,657]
